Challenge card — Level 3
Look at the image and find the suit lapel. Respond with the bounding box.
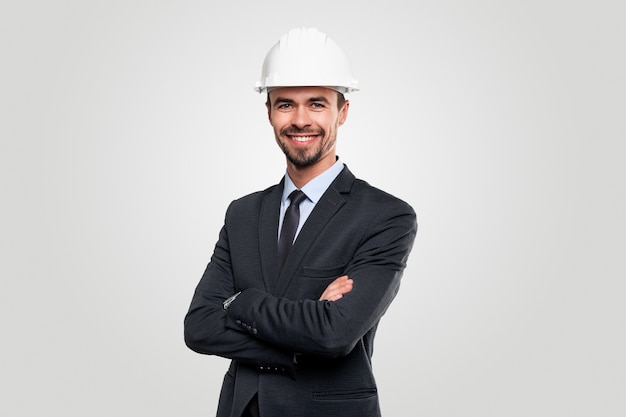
[274,168,354,296]
[259,183,283,292]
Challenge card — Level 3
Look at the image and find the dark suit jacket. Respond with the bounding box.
[185,166,417,417]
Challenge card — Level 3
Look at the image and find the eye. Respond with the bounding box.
[277,103,293,110]
[311,102,325,109]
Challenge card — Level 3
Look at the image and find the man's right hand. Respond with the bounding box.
[319,275,353,301]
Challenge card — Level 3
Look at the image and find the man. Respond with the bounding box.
[185,27,417,417]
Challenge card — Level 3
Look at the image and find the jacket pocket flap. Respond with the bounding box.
[303,264,347,279]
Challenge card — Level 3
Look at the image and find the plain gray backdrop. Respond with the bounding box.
[2,1,624,416]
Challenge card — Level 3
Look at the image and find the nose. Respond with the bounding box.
[291,106,311,129]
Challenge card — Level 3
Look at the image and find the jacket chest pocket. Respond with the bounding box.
[300,264,346,300]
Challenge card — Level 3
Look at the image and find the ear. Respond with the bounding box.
[338,100,350,126]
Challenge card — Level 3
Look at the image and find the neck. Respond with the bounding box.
[286,154,336,188]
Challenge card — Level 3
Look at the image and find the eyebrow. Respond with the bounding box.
[273,97,294,106]
[273,96,331,106]
[307,96,330,104]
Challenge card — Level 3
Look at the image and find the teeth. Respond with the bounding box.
[291,136,315,142]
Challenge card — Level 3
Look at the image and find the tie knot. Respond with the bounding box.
[288,189,307,206]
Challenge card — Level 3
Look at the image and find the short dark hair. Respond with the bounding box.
[336,92,346,109]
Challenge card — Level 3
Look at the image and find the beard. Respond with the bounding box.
[281,142,324,167]
[277,127,336,168]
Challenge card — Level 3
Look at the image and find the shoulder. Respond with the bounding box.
[232,184,278,204]
[328,169,417,238]
[353,179,412,207]
[339,171,415,216]
[332,165,416,217]
[225,184,280,215]
[351,180,417,233]
[335,165,412,204]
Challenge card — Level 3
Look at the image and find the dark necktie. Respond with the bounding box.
[278,189,307,268]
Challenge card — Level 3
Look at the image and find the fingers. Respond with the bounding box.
[319,275,354,301]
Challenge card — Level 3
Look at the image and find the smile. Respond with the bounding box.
[288,135,318,143]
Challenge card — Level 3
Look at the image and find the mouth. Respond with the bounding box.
[288,135,319,144]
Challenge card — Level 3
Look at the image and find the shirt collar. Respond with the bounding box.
[282,158,345,204]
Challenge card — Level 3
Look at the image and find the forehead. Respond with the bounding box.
[268,86,338,103]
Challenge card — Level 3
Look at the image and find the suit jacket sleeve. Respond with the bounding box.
[224,199,417,358]
[184,207,295,371]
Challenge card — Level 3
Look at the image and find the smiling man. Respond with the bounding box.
[184,27,417,417]
[268,86,348,187]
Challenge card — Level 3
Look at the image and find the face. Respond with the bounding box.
[267,86,349,170]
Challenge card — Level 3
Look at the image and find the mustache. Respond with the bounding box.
[280,127,324,136]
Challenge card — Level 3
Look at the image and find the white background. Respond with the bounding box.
[1,1,624,416]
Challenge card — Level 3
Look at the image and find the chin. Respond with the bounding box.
[286,150,321,168]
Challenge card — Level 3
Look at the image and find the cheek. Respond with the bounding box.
[269,114,289,129]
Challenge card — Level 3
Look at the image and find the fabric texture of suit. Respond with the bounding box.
[185,166,417,417]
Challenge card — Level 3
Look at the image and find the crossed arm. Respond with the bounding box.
[184,272,353,365]
[184,201,416,371]
[227,275,352,306]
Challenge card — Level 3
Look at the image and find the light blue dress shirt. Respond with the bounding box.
[278,158,345,243]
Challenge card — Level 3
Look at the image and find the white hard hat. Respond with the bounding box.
[255,27,359,94]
